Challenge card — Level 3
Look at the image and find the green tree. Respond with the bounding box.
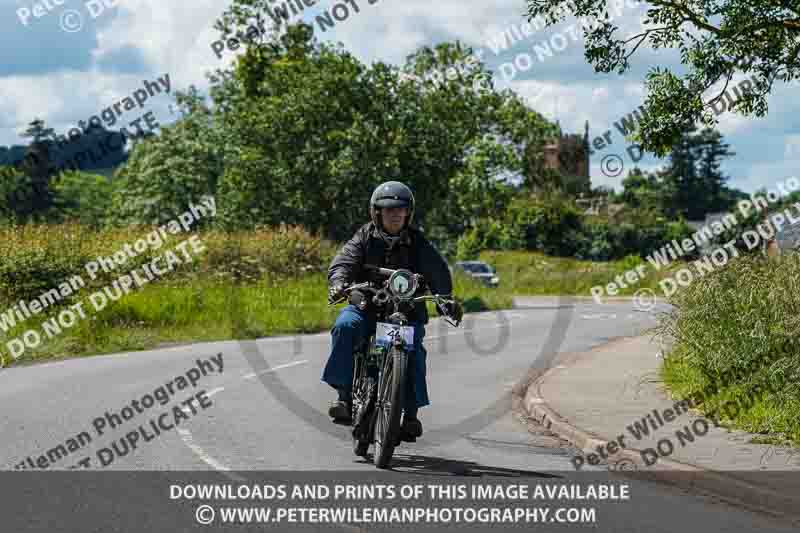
[526,0,800,156]
[21,118,55,144]
[446,138,518,232]
[657,126,737,219]
[209,11,556,243]
[503,194,583,255]
[694,127,741,213]
[19,118,56,215]
[109,87,225,225]
[49,170,117,227]
[0,165,50,222]
[107,8,558,247]
[617,127,739,220]
[620,167,664,211]
[213,22,397,239]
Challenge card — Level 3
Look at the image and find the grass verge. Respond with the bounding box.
[658,252,800,445]
[1,234,677,367]
[2,271,514,366]
[480,249,680,296]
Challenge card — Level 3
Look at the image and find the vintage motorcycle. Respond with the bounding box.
[329,264,462,469]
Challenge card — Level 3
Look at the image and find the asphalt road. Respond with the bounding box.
[1,297,796,532]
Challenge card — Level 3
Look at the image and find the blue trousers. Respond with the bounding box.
[321,304,430,413]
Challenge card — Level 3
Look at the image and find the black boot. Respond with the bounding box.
[328,386,352,422]
[328,400,352,422]
[399,408,422,442]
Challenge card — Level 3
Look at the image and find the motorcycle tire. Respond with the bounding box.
[351,347,373,457]
[373,346,407,469]
[352,380,374,457]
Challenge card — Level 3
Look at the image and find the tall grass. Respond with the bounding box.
[0,222,335,306]
[0,223,673,367]
[4,275,339,365]
[480,250,676,296]
[658,253,800,443]
[0,223,336,365]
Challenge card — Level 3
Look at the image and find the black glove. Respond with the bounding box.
[348,289,370,310]
[328,282,348,304]
[438,300,463,323]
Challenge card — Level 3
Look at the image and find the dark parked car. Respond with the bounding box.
[452,261,500,287]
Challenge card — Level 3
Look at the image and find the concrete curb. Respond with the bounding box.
[511,295,667,308]
[520,337,800,525]
[513,296,666,303]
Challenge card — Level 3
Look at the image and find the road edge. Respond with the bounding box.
[515,335,800,525]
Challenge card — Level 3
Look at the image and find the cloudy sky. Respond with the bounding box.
[2,0,797,193]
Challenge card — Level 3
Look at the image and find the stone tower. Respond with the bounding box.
[542,120,590,192]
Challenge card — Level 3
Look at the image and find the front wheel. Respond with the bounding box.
[373,347,407,469]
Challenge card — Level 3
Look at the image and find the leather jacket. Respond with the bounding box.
[328,222,453,324]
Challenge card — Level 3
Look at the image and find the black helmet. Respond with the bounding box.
[370,181,415,230]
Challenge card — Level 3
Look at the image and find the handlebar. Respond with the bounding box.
[331,282,456,305]
[328,265,461,326]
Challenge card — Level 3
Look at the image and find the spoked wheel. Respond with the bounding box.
[351,348,372,457]
[373,347,407,469]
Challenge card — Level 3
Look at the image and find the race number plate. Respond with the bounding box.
[375,322,414,349]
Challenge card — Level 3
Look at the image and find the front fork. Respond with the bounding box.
[352,335,416,442]
[379,333,417,421]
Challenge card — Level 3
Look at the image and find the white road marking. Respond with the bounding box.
[177,427,245,481]
[173,313,528,477]
[177,359,310,476]
[242,360,309,379]
[206,387,225,398]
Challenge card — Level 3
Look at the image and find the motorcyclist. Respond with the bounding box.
[322,181,461,442]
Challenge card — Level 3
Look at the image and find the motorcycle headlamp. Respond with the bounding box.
[388,270,417,300]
